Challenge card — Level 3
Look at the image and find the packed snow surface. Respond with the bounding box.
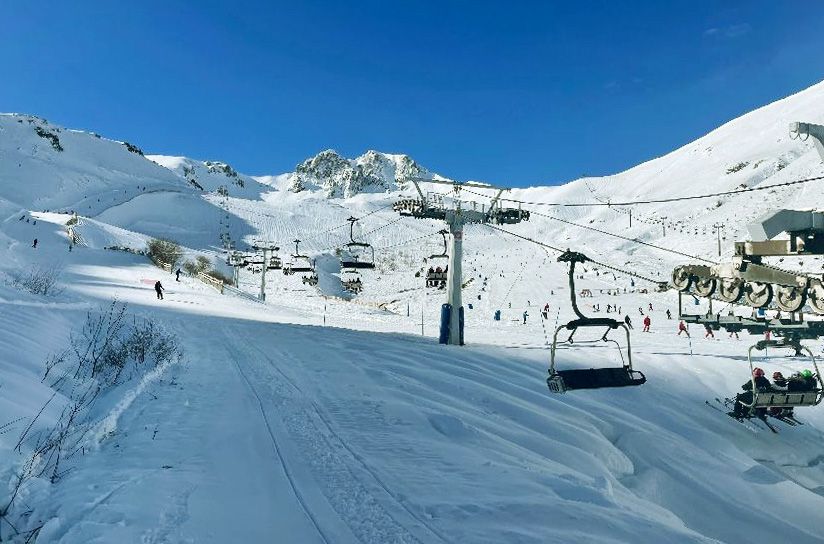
[1,81,824,543]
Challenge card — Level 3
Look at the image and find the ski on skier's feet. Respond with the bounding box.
[755,415,779,434]
[768,414,797,426]
[705,400,758,433]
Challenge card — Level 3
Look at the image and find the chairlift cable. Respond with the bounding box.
[461,174,824,207]
[301,202,396,243]
[529,210,717,264]
[486,224,664,286]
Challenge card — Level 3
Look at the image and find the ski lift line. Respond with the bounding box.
[362,217,403,237]
[315,217,405,253]
[300,202,397,243]
[484,224,564,254]
[501,247,551,306]
[460,174,824,208]
[373,231,442,251]
[530,210,718,264]
[486,224,664,286]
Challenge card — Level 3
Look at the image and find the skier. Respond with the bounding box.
[642,315,651,332]
[732,368,770,419]
[638,307,645,315]
[542,303,549,320]
[677,321,689,337]
[175,268,181,282]
[154,280,164,300]
[624,314,633,330]
[666,309,672,320]
[648,303,654,311]
[704,324,715,339]
[769,371,791,419]
[728,330,739,339]
[800,369,817,389]
[522,310,528,324]
[32,238,38,248]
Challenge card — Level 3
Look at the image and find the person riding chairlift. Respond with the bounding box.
[732,367,771,419]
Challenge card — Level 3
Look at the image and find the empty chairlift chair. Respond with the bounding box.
[339,216,376,270]
[284,239,315,275]
[547,250,646,393]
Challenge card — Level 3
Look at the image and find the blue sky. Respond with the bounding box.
[2,1,824,186]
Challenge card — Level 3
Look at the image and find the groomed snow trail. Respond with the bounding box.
[9,251,824,544]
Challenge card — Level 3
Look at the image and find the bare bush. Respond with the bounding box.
[147,238,183,269]
[11,265,63,296]
[1,301,183,540]
[182,255,212,276]
[203,269,231,284]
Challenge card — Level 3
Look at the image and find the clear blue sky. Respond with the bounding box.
[2,1,824,186]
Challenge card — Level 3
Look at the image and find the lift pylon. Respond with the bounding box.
[394,178,530,345]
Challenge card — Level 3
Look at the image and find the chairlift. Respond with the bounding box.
[547,250,646,393]
[268,251,282,270]
[734,340,823,417]
[425,229,449,289]
[247,253,265,265]
[227,251,248,267]
[284,239,315,274]
[340,217,375,269]
[341,268,363,293]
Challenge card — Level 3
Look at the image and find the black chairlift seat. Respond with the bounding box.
[341,242,375,269]
[284,254,314,274]
[547,250,646,394]
[548,367,646,393]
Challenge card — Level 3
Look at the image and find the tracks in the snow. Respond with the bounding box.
[229,339,334,544]
[232,326,448,544]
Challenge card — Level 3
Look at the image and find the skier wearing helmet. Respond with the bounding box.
[787,370,816,392]
[772,371,788,389]
[769,372,790,418]
[732,367,771,419]
[801,369,817,389]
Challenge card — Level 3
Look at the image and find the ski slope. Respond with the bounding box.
[1,82,824,543]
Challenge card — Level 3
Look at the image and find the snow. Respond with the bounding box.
[1,82,824,542]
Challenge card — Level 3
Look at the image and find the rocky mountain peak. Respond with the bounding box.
[290,149,431,198]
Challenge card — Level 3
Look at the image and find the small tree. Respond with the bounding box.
[195,256,211,272]
[147,239,183,269]
[182,256,212,276]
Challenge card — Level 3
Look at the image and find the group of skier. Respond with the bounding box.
[731,367,818,420]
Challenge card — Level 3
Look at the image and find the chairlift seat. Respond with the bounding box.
[547,250,645,395]
[548,367,646,393]
[563,318,622,330]
[752,389,822,408]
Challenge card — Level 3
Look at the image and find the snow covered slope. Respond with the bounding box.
[1,81,824,543]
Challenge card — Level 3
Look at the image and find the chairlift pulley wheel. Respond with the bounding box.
[807,282,824,315]
[693,277,716,298]
[717,278,743,303]
[775,284,807,312]
[744,281,773,308]
[671,266,693,292]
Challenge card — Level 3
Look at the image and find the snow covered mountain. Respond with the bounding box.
[289,149,434,197]
[2,81,824,543]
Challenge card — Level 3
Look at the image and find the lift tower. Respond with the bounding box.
[252,241,280,301]
[394,178,530,345]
